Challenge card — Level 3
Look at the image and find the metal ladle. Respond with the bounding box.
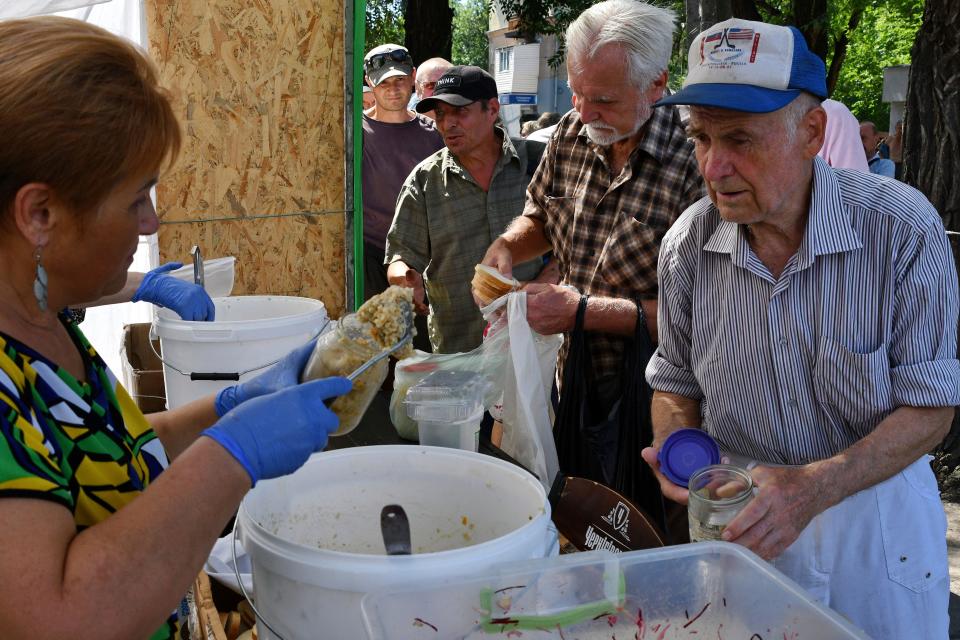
[190,245,204,290]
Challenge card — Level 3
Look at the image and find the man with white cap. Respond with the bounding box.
[643,18,958,638]
[361,44,443,325]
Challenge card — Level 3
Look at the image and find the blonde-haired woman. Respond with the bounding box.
[0,17,350,639]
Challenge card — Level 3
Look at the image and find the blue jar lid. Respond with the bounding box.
[657,428,721,487]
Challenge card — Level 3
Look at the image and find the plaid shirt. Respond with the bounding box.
[523,105,704,381]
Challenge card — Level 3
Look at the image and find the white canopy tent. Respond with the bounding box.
[2,0,160,378]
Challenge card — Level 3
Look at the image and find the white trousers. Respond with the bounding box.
[768,456,949,639]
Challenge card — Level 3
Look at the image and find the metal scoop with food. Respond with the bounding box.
[342,325,412,382]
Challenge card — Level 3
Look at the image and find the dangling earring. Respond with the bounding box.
[33,246,48,312]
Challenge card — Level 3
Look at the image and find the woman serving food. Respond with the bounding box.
[0,17,351,639]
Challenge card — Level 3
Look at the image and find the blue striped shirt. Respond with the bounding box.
[646,158,960,464]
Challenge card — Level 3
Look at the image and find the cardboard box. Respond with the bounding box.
[121,322,167,414]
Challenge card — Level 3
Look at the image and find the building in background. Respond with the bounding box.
[487,4,573,137]
[882,64,908,133]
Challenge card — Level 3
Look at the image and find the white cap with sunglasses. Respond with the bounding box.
[364,44,414,87]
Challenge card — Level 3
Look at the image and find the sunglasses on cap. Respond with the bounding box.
[365,49,413,71]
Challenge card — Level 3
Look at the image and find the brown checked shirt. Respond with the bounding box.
[523,105,704,382]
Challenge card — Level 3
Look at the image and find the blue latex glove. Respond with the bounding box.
[132,262,216,321]
[214,339,317,417]
[203,376,352,485]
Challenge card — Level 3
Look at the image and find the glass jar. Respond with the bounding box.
[687,464,754,542]
[301,316,388,436]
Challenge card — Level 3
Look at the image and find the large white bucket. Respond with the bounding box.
[152,296,328,409]
[237,446,557,640]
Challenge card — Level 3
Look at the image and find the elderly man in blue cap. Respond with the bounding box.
[643,18,958,638]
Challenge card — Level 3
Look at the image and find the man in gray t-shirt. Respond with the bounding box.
[362,44,444,317]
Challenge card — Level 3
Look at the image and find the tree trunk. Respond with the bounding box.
[792,0,828,61]
[685,0,733,51]
[905,0,960,458]
[403,0,454,64]
[903,0,960,229]
[730,0,761,21]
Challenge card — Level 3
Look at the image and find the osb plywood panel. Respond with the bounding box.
[145,0,346,316]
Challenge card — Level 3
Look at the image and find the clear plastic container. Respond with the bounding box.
[301,316,387,436]
[361,543,870,639]
[688,464,754,542]
[406,370,489,452]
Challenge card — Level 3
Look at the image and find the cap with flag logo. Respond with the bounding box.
[656,18,827,113]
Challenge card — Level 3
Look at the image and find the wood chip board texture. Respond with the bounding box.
[145,0,346,316]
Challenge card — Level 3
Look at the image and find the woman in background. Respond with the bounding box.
[0,17,349,639]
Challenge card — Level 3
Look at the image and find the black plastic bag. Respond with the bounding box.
[612,303,669,535]
[553,298,669,535]
[554,295,610,483]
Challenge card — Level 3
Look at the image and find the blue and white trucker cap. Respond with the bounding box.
[656,18,827,113]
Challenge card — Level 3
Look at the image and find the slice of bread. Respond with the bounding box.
[471,264,519,305]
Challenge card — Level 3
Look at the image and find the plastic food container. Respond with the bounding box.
[361,543,869,639]
[406,370,489,452]
[301,316,388,436]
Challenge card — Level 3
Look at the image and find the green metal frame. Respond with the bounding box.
[352,0,366,310]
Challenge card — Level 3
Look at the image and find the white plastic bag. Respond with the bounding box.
[483,292,561,491]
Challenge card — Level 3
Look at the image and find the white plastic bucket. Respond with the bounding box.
[237,446,557,640]
[153,296,328,409]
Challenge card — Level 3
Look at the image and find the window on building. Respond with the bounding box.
[497,47,513,73]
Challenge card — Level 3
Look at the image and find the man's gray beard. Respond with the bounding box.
[583,105,651,146]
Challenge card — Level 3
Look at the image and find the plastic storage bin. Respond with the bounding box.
[362,542,869,639]
[406,370,489,452]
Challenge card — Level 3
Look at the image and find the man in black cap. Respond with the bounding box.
[361,44,443,325]
[384,65,553,353]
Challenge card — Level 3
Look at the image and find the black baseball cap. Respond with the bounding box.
[415,65,498,113]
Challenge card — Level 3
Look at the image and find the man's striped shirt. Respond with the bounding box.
[646,158,960,464]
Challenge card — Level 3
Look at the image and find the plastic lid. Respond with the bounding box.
[405,370,489,422]
[657,428,720,487]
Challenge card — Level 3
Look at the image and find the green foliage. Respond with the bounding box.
[366,0,405,51]
[480,0,922,126]
[452,0,492,69]
[830,0,922,127]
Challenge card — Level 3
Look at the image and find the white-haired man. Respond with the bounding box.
[479,0,703,494]
[645,18,957,638]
